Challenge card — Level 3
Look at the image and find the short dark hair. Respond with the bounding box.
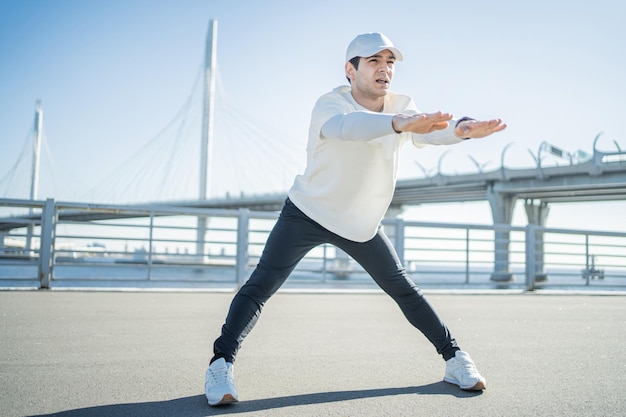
[346,56,360,83]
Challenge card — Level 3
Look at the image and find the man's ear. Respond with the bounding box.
[345,61,356,82]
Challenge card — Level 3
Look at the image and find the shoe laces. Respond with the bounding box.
[208,365,232,385]
[456,357,479,377]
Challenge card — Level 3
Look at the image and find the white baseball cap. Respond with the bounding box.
[345,32,404,62]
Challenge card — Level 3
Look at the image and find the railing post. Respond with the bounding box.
[235,208,250,288]
[525,224,536,291]
[147,210,155,280]
[465,228,470,284]
[38,198,56,289]
[322,244,328,283]
[584,234,591,286]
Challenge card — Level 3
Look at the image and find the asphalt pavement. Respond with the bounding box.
[1,289,624,417]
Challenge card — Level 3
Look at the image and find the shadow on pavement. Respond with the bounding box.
[28,382,480,416]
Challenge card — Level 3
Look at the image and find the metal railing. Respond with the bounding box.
[1,198,625,291]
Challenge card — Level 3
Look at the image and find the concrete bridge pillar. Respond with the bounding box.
[524,200,550,282]
[487,186,516,283]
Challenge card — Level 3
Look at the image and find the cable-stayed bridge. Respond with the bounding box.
[4,95,625,226]
[1,20,626,288]
[2,95,625,284]
[6,94,625,212]
[2,18,625,229]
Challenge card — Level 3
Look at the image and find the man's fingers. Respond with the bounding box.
[417,112,452,132]
[480,119,507,134]
[485,119,506,129]
[430,121,450,131]
[423,112,453,122]
[396,112,454,134]
[491,124,507,133]
[460,118,507,138]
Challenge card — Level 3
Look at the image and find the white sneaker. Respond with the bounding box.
[444,351,487,390]
[205,358,239,406]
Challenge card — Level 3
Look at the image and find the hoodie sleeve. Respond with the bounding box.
[320,111,397,141]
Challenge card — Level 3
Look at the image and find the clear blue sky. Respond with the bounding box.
[0,0,624,230]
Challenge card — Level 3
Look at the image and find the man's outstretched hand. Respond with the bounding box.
[392,112,453,134]
[454,118,507,139]
[392,112,507,139]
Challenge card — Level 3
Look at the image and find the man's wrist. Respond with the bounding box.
[455,116,475,127]
[391,116,402,134]
[455,116,475,140]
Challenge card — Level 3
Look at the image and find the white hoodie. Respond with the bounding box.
[288,85,463,242]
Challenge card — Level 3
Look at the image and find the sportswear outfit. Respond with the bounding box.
[206,86,485,405]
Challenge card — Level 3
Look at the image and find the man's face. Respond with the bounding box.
[347,49,396,100]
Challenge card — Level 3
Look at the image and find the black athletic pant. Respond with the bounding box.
[212,198,459,363]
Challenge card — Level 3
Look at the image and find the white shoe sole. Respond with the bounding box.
[444,377,486,391]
